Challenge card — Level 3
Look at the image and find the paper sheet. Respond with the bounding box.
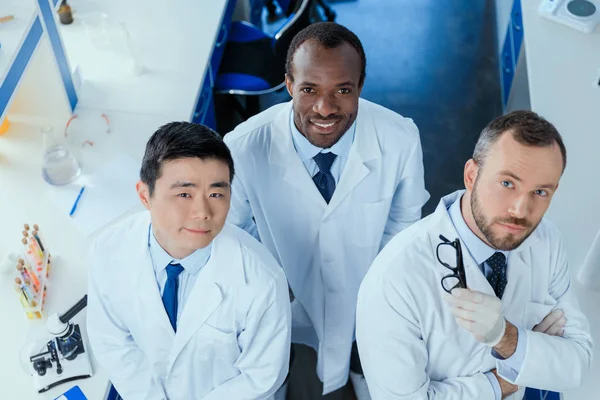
[49,153,141,236]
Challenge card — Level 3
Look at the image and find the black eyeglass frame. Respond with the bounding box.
[437,234,468,293]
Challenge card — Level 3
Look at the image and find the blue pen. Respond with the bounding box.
[69,186,86,217]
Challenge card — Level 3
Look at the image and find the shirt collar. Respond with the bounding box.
[447,194,508,265]
[149,225,212,276]
[289,109,356,160]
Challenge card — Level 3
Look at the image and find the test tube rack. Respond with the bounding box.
[14,224,51,319]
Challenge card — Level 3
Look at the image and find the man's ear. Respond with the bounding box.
[136,180,151,210]
[285,73,294,98]
[464,159,479,192]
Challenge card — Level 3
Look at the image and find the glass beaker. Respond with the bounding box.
[41,126,81,186]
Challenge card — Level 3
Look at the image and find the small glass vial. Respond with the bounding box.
[41,126,81,186]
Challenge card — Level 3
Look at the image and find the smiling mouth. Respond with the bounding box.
[184,228,210,234]
[311,120,339,129]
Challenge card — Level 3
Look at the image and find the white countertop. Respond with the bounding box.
[522,1,600,399]
[0,110,175,399]
[1,0,232,396]
[59,0,229,120]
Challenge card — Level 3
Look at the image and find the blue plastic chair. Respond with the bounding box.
[267,0,335,22]
[214,0,314,119]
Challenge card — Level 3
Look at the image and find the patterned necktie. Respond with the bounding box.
[312,152,337,203]
[162,263,184,332]
[485,252,507,299]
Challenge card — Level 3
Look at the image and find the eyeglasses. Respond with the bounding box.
[437,234,468,293]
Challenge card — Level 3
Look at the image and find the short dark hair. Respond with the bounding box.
[140,122,235,196]
[286,22,367,87]
[473,110,567,172]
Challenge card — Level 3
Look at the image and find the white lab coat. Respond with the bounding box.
[578,228,600,290]
[224,99,429,393]
[356,191,593,399]
[87,211,291,400]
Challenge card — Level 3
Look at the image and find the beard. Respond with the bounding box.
[470,179,540,251]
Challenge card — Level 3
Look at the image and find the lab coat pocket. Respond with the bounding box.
[523,301,556,331]
[197,325,241,360]
[196,325,241,387]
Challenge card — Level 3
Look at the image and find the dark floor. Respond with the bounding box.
[335,0,502,214]
[217,0,502,215]
[216,1,502,398]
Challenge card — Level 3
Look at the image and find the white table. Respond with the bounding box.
[521,1,600,399]
[0,0,238,397]
[0,110,176,399]
[59,0,231,121]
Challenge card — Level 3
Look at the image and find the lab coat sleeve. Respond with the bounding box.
[86,244,166,400]
[381,127,429,248]
[505,239,593,391]
[356,275,496,399]
[202,270,291,400]
[228,171,259,240]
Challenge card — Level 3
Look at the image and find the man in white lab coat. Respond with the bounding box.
[357,111,593,399]
[224,22,429,398]
[87,122,291,400]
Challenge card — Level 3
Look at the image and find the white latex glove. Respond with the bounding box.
[442,288,506,347]
[533,309,566,336]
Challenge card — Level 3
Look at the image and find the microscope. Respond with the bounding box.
[25,295,93,393]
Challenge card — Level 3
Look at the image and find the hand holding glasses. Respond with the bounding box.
[437,234,468,293]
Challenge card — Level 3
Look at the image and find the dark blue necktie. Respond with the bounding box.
[313,152,337,203]
[486,252,507,299]
[162,263,184,332]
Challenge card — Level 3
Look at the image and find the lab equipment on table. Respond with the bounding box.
[42,126,81,186]
[539,0,600,33]
[13,224,51,319]
[58,1,74,25]
[64,112,111,148]
[21,296,93,393]
[437,234,468,293]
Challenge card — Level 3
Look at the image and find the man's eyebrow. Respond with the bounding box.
[170,181,197,189]
[498,170,522,182]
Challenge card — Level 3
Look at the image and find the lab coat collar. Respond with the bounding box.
[269,100,382,216]
[325,99,381,217]
[132,214,178,342]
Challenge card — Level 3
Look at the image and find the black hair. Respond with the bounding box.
[286,22,367,87]
[473,110,567,172]
[140,122,235,195]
